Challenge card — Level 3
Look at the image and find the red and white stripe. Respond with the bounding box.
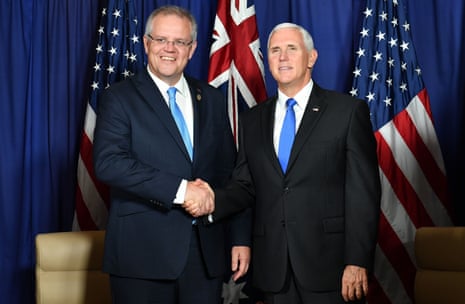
[73,103,109,231]
[368,89,453,303]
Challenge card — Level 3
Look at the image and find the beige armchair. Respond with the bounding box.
[35,230,111,304]
[414,226,465,304]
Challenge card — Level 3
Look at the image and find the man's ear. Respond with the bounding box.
[188,40,198,60]
[308,48,318,69]
[143,35,150,55]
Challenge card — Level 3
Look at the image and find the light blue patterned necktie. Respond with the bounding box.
[278,98,297,172]
[167,87,193,160]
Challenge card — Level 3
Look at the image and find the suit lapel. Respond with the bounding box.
[131,70,192,161]
[260,97,284,176]
[287,84,327,172]
[187,79,202,164]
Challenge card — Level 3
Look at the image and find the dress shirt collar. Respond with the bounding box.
[277,79,314,110]
[146,65,189,103]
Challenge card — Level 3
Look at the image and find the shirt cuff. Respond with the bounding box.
[173,179,187,204]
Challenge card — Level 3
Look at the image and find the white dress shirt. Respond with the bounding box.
[146,66,194,204]
[273,80,314,155]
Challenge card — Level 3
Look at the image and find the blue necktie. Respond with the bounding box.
[278,98,297,172]
[168,87,193,160]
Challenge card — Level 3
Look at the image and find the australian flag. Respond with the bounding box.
[208,0,267,143]
[208,0,267,303]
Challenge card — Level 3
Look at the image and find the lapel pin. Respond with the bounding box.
[312,107,320,112]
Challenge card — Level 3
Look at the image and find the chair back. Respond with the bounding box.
[415,226,465,304]
[35,230,111,304]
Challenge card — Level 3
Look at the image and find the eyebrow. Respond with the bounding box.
[269,43,299,50]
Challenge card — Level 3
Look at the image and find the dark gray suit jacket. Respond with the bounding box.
[214,83,381,292]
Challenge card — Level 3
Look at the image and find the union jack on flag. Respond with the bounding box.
[351,0,453,303]
[208,0,267,141]
[73,0,145,231]
[208,1,266,303]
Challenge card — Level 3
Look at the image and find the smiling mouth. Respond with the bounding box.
[161,56,175,61]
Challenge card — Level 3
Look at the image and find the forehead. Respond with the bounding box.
[269,28,303,47]
[151,14,192,37]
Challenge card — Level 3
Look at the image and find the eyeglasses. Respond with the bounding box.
[146,34,193,48]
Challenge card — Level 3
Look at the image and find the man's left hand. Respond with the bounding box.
[341,265,368,302]
[231,246,250,281]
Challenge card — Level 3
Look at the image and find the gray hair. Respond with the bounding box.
[267,22,314,51]
[144,5,198,41]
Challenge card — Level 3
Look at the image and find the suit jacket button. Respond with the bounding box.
[283,187,289,193]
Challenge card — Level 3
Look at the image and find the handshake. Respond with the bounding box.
[182,179,214,218]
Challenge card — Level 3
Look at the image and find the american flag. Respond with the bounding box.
[350,0,453,303]
[73,0,145,231]
[208,0,267,142]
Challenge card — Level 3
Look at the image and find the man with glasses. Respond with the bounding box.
[93,5,251,304]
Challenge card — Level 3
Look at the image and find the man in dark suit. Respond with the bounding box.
[93,6,251,304]
[185,22,381,303]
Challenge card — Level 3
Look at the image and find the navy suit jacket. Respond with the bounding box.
[93,69,251,280]
[214,83,381,292]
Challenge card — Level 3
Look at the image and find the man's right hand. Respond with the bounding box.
[183,179,214,217]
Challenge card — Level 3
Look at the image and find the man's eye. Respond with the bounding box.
[270,48,281,54]
[175,40,186,47]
